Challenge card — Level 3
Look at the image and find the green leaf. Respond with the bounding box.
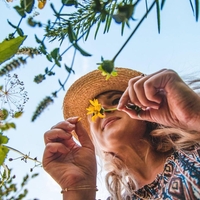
[45,67,49,74]
[106,2,116,33]
[195,0,199,21]
[31,173,39,178]
[7,20,17,29]
[1,109,9,120]
[58,79,65,91]
[8,123,16,129]
[64,64,75,73]
[84,24,92,41]
[46,54,53,62]
[24,0,35,13]
[103,13,110,34]
[67,22,77,43]
[1,163,10,181]
[0,134,9,145]
[35,35,42,44]
[50,48,60,59]
[13,5,26,17]
[14,111,23,118]
[0,145,9,165]
[0,36,27,64]
[50,3,58,15]
[39,45,47,55]
[94,18,102,39]
[73,43,91,56]
[55,59,61,67]
[161,0,166,10]
[156,0,161,33]
[62,0,78,6]
[16,27,24,37]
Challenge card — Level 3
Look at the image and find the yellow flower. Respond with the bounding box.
[86,100,142,122]
[38,0,46,9]
[86,99,105,122]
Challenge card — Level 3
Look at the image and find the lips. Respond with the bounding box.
[102,117,120,130]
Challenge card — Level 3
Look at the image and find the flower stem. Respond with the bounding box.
[103,108,117,112]
[3,145,42,165]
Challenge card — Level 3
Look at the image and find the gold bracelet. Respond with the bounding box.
[61,185,98,193]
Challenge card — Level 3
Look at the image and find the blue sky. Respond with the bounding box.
[0,0,200,199]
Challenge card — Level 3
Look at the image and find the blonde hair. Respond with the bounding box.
[91,80,200,200]
[92,126,200,200]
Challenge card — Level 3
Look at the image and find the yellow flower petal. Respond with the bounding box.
[86,99,105,122]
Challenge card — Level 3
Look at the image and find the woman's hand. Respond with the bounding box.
[42,117,97,191]
[118,69,200,132]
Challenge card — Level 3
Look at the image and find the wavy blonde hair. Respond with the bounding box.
[92,126,200,200]
[90,79,200,200]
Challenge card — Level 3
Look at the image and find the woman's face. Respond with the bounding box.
[88,91,147,152]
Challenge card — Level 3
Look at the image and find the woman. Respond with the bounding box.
[43,68,200,200]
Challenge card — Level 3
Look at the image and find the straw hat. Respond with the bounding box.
[63,67,142,140]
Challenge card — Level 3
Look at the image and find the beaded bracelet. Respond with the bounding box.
[61,185,98,193]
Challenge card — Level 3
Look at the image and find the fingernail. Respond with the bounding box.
[70,116,79,120]
[66,116,80,122]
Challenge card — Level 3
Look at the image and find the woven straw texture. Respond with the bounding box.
[63,67,142,140]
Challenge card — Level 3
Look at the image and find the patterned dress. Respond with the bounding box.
[133,144,200,200]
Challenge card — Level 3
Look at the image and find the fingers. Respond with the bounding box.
[44,117,81,144]
[43,142,70,168]
[75,121,94,150]
[118,69,172,110]
[117,87,131,109]
[44,116,93,150]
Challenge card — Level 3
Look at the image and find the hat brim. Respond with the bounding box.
[63,67,142,140]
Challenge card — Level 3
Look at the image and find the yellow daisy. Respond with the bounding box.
[86,99,105,122]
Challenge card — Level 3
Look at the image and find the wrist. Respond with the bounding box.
[62,185,97,200]
[63,190,96,200]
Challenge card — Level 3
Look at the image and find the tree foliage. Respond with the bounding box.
[0,0,199,121]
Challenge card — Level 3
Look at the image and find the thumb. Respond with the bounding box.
[75,121,94,150]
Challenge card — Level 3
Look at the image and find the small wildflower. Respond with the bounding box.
[38,0,46,9]
[86,100,142,122]
[97,57,118,80]
[0,74,29,117]
[86,99,105,122]
[86,99,117,122]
